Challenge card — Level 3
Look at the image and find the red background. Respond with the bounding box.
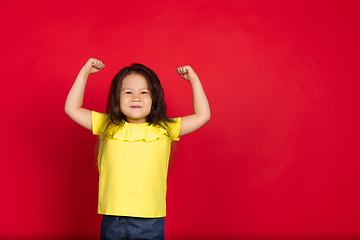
[1,0,360,239]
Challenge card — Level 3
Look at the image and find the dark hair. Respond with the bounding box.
[96,63,173,168]
[106,63,171,125]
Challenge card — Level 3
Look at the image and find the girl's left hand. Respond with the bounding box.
[177,65,199,82]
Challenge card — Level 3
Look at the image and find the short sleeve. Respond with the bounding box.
[92,111,108,135]
[168,117,182,141]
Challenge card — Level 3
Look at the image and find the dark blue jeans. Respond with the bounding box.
[100,215,165,240]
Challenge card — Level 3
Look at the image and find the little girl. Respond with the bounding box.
[65,58,210,240]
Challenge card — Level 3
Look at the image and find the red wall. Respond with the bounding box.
[1,0,360,239]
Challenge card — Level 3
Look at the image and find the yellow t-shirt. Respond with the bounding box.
[92,111,181,218]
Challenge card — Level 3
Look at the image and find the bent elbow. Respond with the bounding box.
[204,115,210,124]
[64,105,71,117]
[201,112,211,126]
[64,104,76,119]
[205,111,211,123]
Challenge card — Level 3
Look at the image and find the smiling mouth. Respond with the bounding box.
[131,106,141,109]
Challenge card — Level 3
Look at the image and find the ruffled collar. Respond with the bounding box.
[109,122,168,142]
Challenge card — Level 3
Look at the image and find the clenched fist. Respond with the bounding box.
[176,65,199,82]
[82,58,105,74]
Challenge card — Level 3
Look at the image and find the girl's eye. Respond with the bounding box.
[125,92,132,94]
[141,91,149,94]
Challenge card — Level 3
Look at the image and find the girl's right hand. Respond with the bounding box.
[81,58,105,74]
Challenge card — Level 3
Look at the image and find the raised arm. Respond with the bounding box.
[176,65,210,137]
[65,58,105,130]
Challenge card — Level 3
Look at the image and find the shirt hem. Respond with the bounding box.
[98,210,166,218]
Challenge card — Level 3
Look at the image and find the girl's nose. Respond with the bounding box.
[132,97,140,102]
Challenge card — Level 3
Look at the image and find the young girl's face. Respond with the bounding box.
[120,73,152,124]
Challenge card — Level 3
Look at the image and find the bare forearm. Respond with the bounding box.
[65,70,90,113]
[190,77,211,121]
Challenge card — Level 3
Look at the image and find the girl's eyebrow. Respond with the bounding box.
[121,87,149,90]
